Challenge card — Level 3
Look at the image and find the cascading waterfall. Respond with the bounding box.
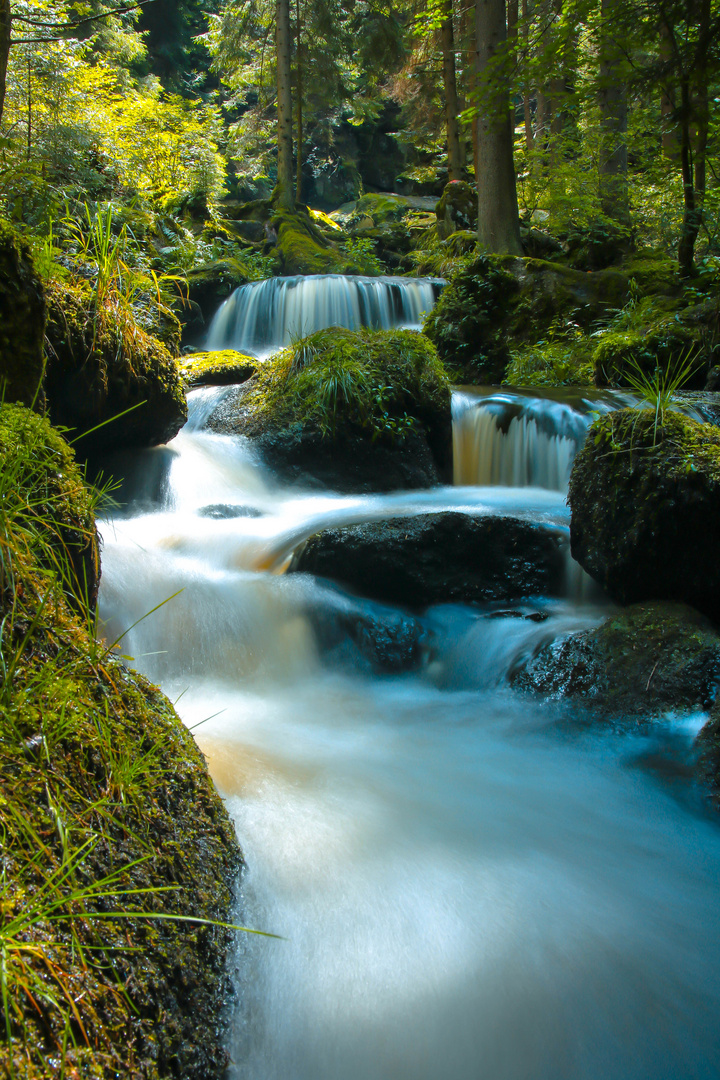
[452,390,614,491]
[205,274,444,356]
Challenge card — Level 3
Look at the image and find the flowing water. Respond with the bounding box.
[99,384,720,1080]
[206,275,444,356]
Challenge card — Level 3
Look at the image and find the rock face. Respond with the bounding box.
[207,327,453,493]
[44,279,187,456]
[0,219,46,408]
[569,409,720,622]
[512,601,720,717]
[288,512,566,609]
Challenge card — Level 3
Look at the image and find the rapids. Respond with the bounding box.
[98,386,720,1080]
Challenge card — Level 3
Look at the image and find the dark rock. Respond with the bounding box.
[184,259,249,328]
[288,512,566,609]
[197,503,264,519]
[569,408,720,621]
[306,588,429,672]
[696,702,720,809]
[512,601,720,717]
[0,219,46,408]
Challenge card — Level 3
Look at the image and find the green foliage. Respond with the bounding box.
[506,340,594,387]
[242,326,450,442]
[341,236,384,276]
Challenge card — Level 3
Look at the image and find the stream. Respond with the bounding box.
[98,296,720,1078]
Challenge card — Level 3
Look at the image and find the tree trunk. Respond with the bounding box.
[441,0,464,180]
[598,0,629,224]
[295,0,302,201]
[474,0,523,253]
[521,0,533,152]
[678,0,711,276]
[659,20,678,160]
[275,0,294,210]
[0,0,10,125]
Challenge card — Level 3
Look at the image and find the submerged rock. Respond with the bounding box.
[207,326,453,493]
[288,512,566,609]
[569,409,720,622]
[512,601,720,718]
[306,586,429,672]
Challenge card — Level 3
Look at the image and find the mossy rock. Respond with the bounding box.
[180,349,257,388]
[44,279,187,457]
[0,218,46,408]
[0,404,99,615]
[569,408,720,621]
[272,208,348,275]
[185,258,250,322]
[592,294,708,389]
[207,326,453,492]
[0,406,243,1078]
[513,600,720,718]
[435,181,477,240]
[353,193,412,224]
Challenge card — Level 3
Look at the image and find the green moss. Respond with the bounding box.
[241,326,450,442]
[272,208,349,275]
[354,193,410,224]
[0,406,242,1079]
[506,338,594,386]
[180,349,257,387]
[592,294,705,387]
[0,218,47,408]
[619,252,681,295]
[44,279,187,454]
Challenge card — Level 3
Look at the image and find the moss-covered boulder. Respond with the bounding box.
[180,349,257,388]
[272,207,349,275]
[512,601,720,718]
[44,279,187,456]
[435,181,477,240]
[207,327,452,492]
[569,409,720,621]
[288,512,566,609]
[423,254,628,383]
[0,404,100,614]
[0,407,243,1078]
[184,257,250,333]
[0,219,46,408]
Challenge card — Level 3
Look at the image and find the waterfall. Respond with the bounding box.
[452,391,607,492]
[206,275,444,357]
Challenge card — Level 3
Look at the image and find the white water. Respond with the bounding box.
[98,387,720,1080]
[206,275,443,356]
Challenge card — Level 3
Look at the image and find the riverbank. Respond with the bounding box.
[0,404,243,1079]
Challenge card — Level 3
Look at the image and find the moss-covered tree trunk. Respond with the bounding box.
[598,0,629,225]
[275,0,294,211]
[441,0,464,181]
[295,0,303,201]
[0,0,10,124]
[473,0,523,254]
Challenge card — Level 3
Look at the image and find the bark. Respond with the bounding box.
[295,0,302,201]
[521,0,533,152]
[441,0,464,180]
[0,0,10,125]
[275,0,294,210]
[678,0,711,276]
[598,0,629,224]
[474,0,523,254]
[660,20,679,160]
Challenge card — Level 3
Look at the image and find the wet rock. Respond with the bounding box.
[0,218,46,408]
[198,503,264,519]
[569,409,720,621]
[180,349,257,388]
[306,587,429,672]
[512,601,720,718]
[288,512,566,609]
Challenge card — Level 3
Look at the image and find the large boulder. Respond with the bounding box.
[44,279,187,456]
[288,512,566,609]
[512,601,720,717]
[207,327,453,493]
[0,219,46,408]
[180,349,257,388]
[568,408,720,621]
[435,181,477,240]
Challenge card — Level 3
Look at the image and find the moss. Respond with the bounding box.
[353,193,410,224]
[44,279,187,456]
[505,338,594,386]
[180,349,257,388]
[0,406,242,1079]
[0,218,47,408]
[238,326,450,442]
[592,294,707,388]
[619,252,681,295]
[273,208,348,275]
[435,181,477,239]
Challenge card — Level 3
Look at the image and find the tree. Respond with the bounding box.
[440,0,464,180]
[274,0,294,208]
[598,0,630,224]
[0,0,9,123]
[473,0,523,253]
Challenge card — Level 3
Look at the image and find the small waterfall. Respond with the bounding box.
[452,391,605,492]
[206,275,444,356]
